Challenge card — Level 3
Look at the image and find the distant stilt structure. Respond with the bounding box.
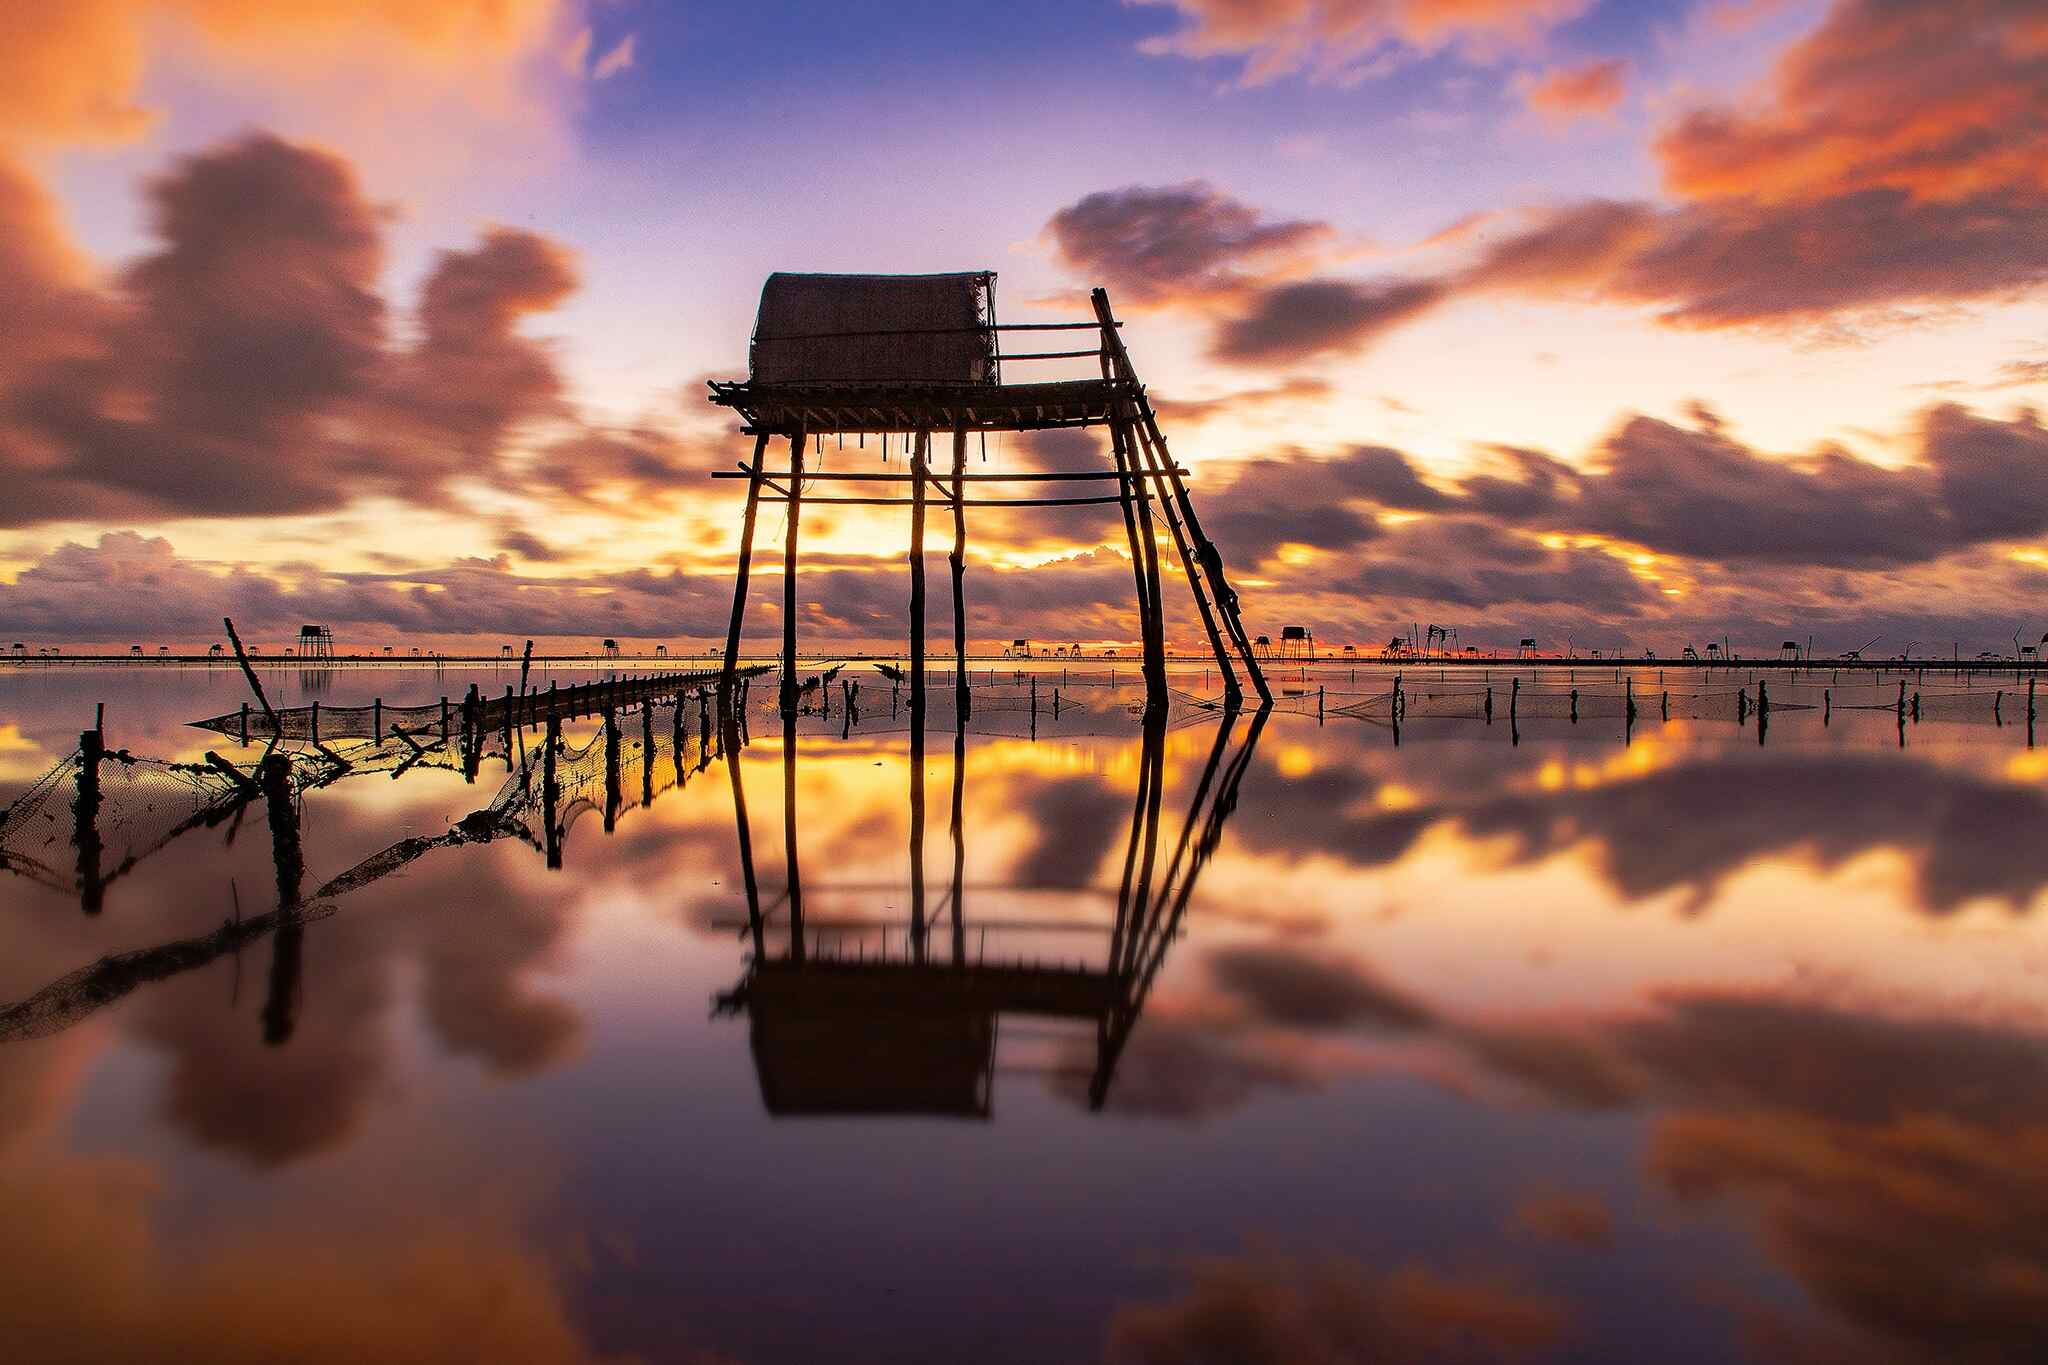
[709,272,1267,711]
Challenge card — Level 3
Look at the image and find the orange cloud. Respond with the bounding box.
[0,1,567,147]
[1520,57,1628,123]
[592,32,638,80]
[1106,1251,1573,1362]
[0,1152,612,1363]
[1656,0,2048,205]
[1134,0,1596,86]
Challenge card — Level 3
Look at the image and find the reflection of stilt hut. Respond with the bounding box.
[714,706,1267,1117]
[708,272,1269,715]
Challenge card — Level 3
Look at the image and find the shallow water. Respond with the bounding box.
[2,661,2045,1363]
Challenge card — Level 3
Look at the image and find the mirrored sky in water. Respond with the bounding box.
[3,662,2046,1364]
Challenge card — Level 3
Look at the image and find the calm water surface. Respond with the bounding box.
[2,662,2045,1363]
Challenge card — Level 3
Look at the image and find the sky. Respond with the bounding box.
[0,0,2044,656]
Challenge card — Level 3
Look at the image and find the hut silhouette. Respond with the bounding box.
[708,272,1269,714]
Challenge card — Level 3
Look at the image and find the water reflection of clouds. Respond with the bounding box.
[1099,935,2048,1360]
[6,666,2048,1363]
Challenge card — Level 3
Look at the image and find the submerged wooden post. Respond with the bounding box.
[543,712,561,868]
[780,428,808,719]
[721,432,771,697]
[909,430,929,720]
[259,753,306,1046]
[642,702,655,805]
[75,726,104,915]
[950,424,970,722]
[223,616,277,737]
[603,707,621,832]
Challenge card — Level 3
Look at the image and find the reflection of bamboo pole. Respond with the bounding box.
[603,707,621,833]
[259,754,304,1046]
[783,715,804,963]
[1091,704,1266,1109]
[642,702,655,807]
[721,713,762,963]
[949,704,966,967]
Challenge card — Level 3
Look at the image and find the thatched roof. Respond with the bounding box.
[749,271,996,387]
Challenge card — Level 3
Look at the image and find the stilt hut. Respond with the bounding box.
[708,271,1269,716]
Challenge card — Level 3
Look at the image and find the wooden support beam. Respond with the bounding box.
[1129,404,1239,709]
[754,494,1127,508]
[1091,287,1272,706]
[951,424,970,722]
[780,429,807,719]
[711,468,1188,482]
[1112,413,1168,710]
[909,430,929,721]
[720,433,770,694]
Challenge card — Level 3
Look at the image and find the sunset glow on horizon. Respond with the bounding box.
[0,0,2043,656]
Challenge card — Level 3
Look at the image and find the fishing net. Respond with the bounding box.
[0,745,244,898]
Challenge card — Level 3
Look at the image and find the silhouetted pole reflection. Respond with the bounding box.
[1090,704,1268,1109]
[909,706,928,963]
[714,700,1268,1118]
[602,707,621,833]
[74,724,105,914]
[783,714,804,963]
[543,713,562,868]
[259,753,305,1046]
[1110,708,1169,978]
[949,703,966,967]
[642,704,656,806]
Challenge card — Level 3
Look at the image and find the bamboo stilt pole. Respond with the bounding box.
[780,429,808,719]
[1129,408,1238,708]
[910,431,929,719]
[721,433,771,695]
[950,423,970,722]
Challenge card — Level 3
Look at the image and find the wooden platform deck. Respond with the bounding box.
[708,377,1129,436]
